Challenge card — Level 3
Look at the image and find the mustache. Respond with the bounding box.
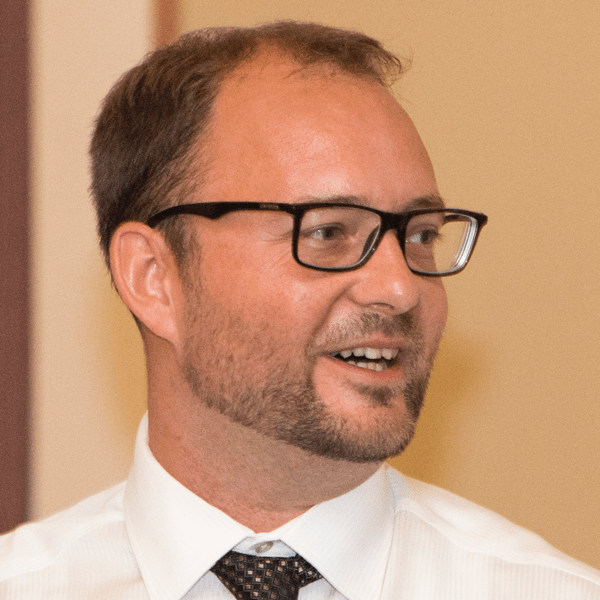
[316,311,423,351]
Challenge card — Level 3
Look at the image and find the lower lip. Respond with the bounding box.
[323,354,405,382]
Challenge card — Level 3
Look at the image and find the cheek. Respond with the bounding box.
[218,238,332,325]
[247,277,328,344]
[203,253,328,350]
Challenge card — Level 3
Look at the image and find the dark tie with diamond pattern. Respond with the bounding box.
[210,550,323,599]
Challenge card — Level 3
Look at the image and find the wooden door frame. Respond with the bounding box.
[0,0,30,533]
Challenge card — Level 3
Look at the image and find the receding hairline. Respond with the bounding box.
[223,37,401,80]
[177,44,403,205]
[174,21,406,85]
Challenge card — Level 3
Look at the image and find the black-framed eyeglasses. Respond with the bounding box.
[147,202,488,276]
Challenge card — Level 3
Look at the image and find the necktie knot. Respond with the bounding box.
[210,550,322,599]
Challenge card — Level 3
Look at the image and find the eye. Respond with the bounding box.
[406,226,442,245]
[302,223,347,242]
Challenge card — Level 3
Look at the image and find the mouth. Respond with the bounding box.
[330,347,400,372]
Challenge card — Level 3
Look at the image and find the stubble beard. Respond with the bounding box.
[182,293,439,463]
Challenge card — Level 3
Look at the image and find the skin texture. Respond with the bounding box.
[110,51,448,532]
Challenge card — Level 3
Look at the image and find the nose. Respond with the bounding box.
[346,229,421,314]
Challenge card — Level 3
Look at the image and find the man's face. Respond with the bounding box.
[178,54,448,463]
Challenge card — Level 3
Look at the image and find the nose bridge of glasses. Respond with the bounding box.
[371,211,410,254]
[360,213,412,270]
[333,208,410,269]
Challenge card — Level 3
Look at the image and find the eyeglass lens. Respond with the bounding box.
[297,207,478,274]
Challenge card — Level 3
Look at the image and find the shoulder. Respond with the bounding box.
[0,482,139,597]
[383,466,600,597]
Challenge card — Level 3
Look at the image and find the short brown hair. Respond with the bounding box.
[90,21,406,269]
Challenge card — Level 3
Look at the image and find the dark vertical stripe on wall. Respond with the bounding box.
[0,0,30,533]
[155,0,179,46]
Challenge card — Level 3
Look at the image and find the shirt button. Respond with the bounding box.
[253,541,274,554]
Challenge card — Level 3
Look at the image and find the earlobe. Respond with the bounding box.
[109,222,181,343]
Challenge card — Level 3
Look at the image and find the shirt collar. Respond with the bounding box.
[278,466,396,600]
[124,414,396,600]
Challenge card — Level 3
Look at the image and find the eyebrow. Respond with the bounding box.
[298,193,447,211]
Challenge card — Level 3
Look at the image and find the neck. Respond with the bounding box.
[147,398,381,533]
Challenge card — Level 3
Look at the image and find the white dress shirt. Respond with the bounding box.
[1,414,599,599]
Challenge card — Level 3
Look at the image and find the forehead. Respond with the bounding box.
[199,51,437,207]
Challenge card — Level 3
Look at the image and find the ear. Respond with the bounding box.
[109,221,183,344]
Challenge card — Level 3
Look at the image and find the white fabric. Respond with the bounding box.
[1,414,599,599]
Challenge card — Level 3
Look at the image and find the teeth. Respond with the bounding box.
[347,360,386,372]
[338,347,399,360]
[333,347,400,371]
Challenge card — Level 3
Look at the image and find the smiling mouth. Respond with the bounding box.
[331,347,400,372]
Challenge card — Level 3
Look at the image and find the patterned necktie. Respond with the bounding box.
[210,550,323,599]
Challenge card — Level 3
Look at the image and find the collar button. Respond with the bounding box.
[253,541,274,554]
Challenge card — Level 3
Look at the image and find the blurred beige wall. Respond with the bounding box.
[30,0,152,518]
[30,0,599,571]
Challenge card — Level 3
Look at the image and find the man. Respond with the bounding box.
[1,21,598,600]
